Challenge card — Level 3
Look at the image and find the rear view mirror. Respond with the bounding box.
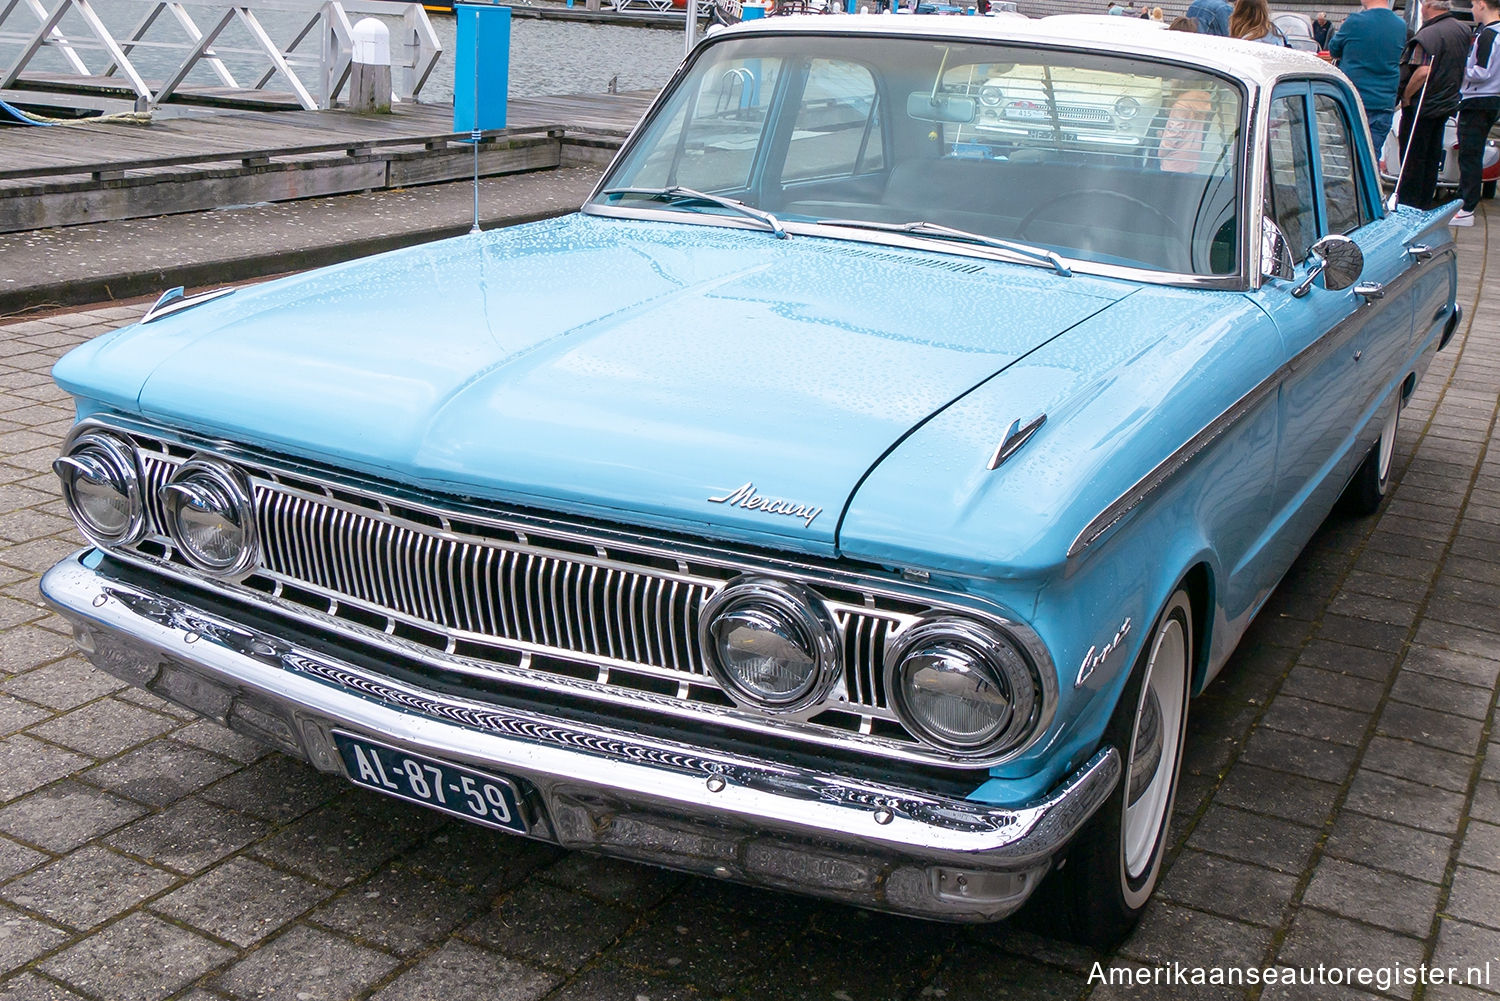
[907,91,977,124]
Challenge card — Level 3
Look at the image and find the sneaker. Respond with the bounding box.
[1451,209,1475,227]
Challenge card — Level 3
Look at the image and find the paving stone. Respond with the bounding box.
[26,698,176,760]
[251,800,419,888]
[461,879,635,974]
[171,719,271,765]
[0,626,73,676]
[1,845,175,931]
[211,924,399,1000]
[1157,850,1296,927]
[1345,769,1467,835]
[0,904,71,976]
[1447,865,1500,932]
[536,852,685,912]
[1303,857,1441,939]
[0,780,146,853]
[539,960,701,1001]
[1317,615,1411,654]
[1261,695,1370,745]
[1415,620,1500,663]
[1185,803,1320,874]
[1431,919,1500,991]
[1470,780,1500,826]
[731,922,956,1001]
[200,753,344,824]
[1282,665,1387,713]
[1278,911,1426,999]
[1389,671,1494,720]
[40,911,233,1001]
[1324,811,1454,885]
[153,857,328,948]
[1362,735,1475,793]
[308,864,484,957]
[1,659,123,712]
[1299,640,1401,681]
[1377,701,1486,755]
[1215,764,1341,827]
[0,973,90,1001]
[398,821,561,893]
[1120,900,1275,969]
[370,940,559,1001]
[1239,727,1361,785]
[106,797,269,876]
[1459,820,1500,874]
[81,739,239,808]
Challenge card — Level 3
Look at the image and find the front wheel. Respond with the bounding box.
[1050,589,1192,947]
[1340,392,1400,516]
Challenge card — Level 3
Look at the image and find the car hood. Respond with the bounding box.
[56,215,1130,553]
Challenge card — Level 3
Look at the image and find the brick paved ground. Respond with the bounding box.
[0,213,1497,1001]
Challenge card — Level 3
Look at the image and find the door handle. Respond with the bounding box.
[1406,243,1433,262]
[1353,281,1385,302]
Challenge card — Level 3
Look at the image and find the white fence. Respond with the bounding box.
[0,0,441,110]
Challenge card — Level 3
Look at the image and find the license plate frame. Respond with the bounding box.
[332,730,528,834]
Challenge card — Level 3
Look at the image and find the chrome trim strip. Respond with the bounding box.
[72,415,1058,769]
[42,552,1120,922]
[1069,247,1455,558]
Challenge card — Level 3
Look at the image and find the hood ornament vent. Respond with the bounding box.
[986,414,1047,471]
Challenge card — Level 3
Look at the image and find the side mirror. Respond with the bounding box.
[1261,218,1295,281]
[1291,233,1364,298]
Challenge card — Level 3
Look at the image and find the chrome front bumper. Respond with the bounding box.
[41,551,1119,922]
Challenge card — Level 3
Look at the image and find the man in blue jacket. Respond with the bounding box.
[1184,0,1230,35]
[1453,0,1500,224]
[1329,0,1409,157]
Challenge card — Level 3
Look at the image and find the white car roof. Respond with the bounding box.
[717,13,1347,92]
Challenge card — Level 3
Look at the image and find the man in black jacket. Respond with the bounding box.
[1397,0,1474,209]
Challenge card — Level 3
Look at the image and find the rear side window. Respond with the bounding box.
[1313,93,1366,235]
[1266,93,1317,260]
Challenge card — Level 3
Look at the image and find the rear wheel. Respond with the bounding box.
[1340,393,1400,515]
[1051,589,1192,947]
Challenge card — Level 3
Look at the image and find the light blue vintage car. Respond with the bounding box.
[41,15,1458,945]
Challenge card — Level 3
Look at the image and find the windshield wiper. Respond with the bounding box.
[817,218,1072,277]
[600,186,787,239]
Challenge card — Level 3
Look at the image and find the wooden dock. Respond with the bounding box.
[0,93,654,233]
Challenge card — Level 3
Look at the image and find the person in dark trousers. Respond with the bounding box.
[1397,0,1473,209]
[1184,0,1231,35]
[1329,0,1409,157]
[1453,0,1500,224]
[1313,11,1334,48]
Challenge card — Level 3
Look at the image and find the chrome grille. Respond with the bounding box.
[125,441,937,758]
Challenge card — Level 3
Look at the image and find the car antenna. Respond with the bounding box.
[1389,53,1435,212]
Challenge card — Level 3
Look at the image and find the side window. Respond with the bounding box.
[1266,93,1317,260]
[782,60,884,182]
[1313,94,1366,235]
[630,57,784,192]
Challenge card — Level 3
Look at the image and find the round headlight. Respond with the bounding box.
[53,431,145,548]
[1114,96,1141,120]
[160,458,258,578]
[885,617,1040,755]
[978,84,1004,107]
[698,577,841,713]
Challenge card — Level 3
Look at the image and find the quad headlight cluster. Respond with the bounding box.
[54,430,260,580]
[699,575,1047,757]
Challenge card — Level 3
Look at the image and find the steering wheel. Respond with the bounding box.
[1015,189,1176,239]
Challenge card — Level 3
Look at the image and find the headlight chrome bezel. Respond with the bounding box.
[884,616,1045,758]
[53,430,147,549]
[698,576,843,714]
[160,456,260,580]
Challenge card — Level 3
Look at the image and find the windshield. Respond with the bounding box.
[591,34,1244,277]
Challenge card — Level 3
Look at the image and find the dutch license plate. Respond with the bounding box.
[332,731,527,834]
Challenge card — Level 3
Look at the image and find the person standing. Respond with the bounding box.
[1328,0,1409,156]
[1453,0,1500,224]
[1230,0,1290,44]
[1396,0,1473,209]
[1184,0,1231,35]
[1313,11,1334,48]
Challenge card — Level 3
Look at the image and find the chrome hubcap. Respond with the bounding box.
[1376,399,1399,485]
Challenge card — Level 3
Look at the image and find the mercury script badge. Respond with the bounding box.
[707,482,823,528]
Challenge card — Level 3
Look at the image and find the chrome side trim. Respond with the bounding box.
[42,553,1120,922]
[1068,247,1454,558]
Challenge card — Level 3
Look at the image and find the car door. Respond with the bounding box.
[1252,81,1416,564]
